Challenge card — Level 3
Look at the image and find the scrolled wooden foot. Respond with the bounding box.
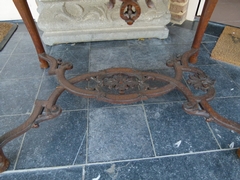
[0,148,9,173]
[40,60,49,69]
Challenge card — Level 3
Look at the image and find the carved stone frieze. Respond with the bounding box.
[36,0,170,45]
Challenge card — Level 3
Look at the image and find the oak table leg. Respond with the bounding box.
[189,0,218,64]
[12,0,49,68]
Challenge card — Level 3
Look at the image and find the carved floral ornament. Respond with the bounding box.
[109,0,156,24]
[60,0,157,25]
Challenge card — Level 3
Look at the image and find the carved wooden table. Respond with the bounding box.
[1,0,240,173]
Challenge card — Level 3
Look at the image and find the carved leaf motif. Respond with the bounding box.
[82,6,107,21]
[87,73,151,95]
[187,72,215,91]
[62,2,84,18]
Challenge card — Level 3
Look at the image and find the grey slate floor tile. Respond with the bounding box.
[144,102,219,156]
[91,40,127,49]
[11,33,36,54]
[16,111,87,169]
[0,78,41,115]
[0,53,44,79]
[88,106,154,162]
[166,25,196,44]
[202,42,216,54]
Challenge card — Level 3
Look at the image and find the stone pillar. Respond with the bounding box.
[169,0,189,24]
[36,0,171,45]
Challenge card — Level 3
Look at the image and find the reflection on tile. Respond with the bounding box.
[88,106,154,162]
[91,40,127,49]
[16,111,87,169]
[50,42,90,52]
[129,44,191,70]
[145,102,219,156]
[89,47,133,72]
[127,31,186,46]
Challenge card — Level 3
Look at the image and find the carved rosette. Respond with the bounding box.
[120,0,141,25]
[187,72,215,91]
[87,73,151,94]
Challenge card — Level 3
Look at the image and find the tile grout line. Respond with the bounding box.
[201,43,212,54]
[31,69,45,113]
[2,32,44,171]
[142,104,157,157]
[0,33,24,74]
[13,133,26,170]
[0,55,11,75]
[4,147,239,175]
[0,76,44,81]
[88,42,91,72]
[85,40,91,166]
[207,122,222,149]
[0,113,32,118]
[84,147,240,165]
[81,96,90,180]
[85,99,90,165]
[11,64,45,170]
[82,165,86,180]
[72,130,87,165]
[127,39,134,69]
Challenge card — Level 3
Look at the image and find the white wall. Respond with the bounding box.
[186,0,199,21]
[0,0,39,21]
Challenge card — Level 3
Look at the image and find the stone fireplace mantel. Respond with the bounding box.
[36,0,171,45]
